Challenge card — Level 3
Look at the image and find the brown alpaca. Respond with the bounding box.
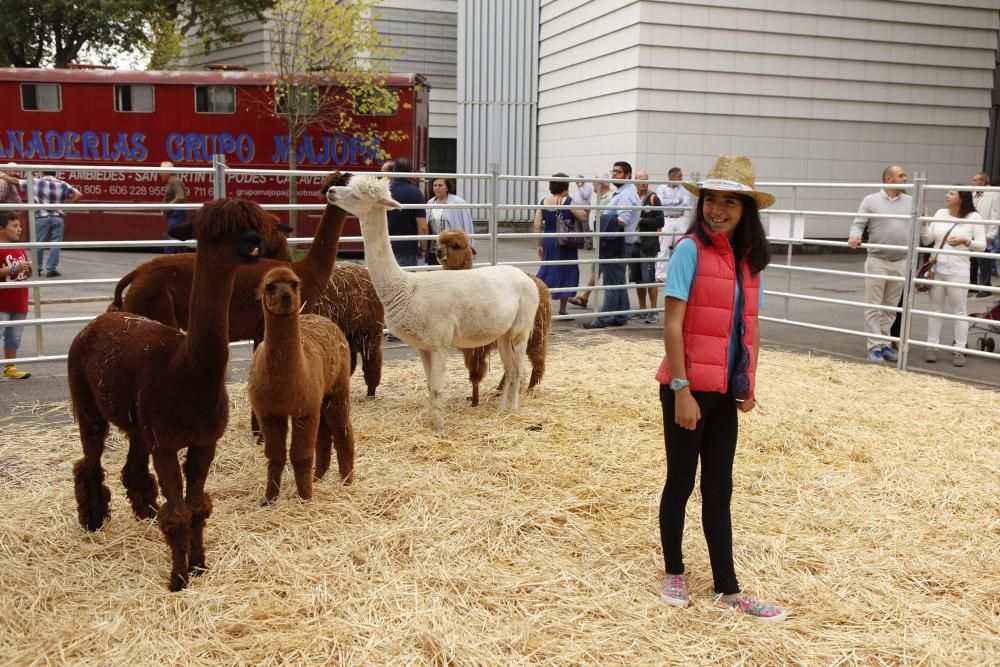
[311,263,385,397]
[248,267,355,504]
[108,172,350,341]
[69,199,266,592]
[435,228,552,406]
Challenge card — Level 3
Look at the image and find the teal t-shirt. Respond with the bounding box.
[663,238,763,380]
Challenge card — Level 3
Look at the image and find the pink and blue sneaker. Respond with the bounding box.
[713,592,787,622]
[660,574,689,608]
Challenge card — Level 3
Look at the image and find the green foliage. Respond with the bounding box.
[0,0,271,69]
[267,0,402,159]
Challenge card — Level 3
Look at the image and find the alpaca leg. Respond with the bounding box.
[527,328,548,392]
[121,433,159,520]
[71,392,112,532]
[361,333,382,397]
[183,443,215,576]
[495,335,518,411]
[462,348,485,407]
[509,334,530,410]
[289,414,319,500]
[261,415,289,505]
[348,339,359,376]
[325,382,355,483]
[419,349,446,431]
[250,338,263,441]
[151,449,192,592]
[314,404,333,481]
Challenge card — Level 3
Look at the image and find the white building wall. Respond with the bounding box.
[536,0,1000,237]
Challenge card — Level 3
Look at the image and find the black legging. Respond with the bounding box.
[658,385,740,595]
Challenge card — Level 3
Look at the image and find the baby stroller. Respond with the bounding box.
[969,299,1000,353]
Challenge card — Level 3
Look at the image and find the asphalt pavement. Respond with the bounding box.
[1,240,997,423]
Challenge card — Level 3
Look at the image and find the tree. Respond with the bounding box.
[0,0,270,69]
[265,0,402,232]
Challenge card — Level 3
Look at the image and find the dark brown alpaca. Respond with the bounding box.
[69,198,266,592]
[108,172,350,340]
[248,267,355,503]
[312,263,384,397]
[435,228,552,406]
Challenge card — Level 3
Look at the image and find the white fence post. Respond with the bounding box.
[213,154,227,200]
[899,172,927,371]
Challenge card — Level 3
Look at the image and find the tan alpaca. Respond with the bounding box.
[248,267,355,504]
[435,228,552,406]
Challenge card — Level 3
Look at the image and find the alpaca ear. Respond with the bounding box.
[382,194,402,209]
[471,246,477,256]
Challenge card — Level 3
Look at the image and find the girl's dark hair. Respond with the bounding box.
[956,189,976,218]
[549,172,569,195]
[687,192,770,275]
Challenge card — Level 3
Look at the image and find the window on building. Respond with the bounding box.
[21,83,61,111]
[195,85,236,113]
[274,85,318,115]
[114,84,154,112]
[354,86,398,116]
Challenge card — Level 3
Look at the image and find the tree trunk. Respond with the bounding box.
[288,129,298,236]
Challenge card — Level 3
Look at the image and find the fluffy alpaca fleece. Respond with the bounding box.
[326,174,539,430]
[436,228,552,406]
[68,199,266,592]
[248,267,355,503]
[107,172,350,341]
[311,263,384,397]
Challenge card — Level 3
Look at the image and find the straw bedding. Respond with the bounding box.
[1,336,997,665]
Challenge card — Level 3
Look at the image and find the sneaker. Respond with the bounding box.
[867,348,884,363]
[581,321,607,330]
[644,313,660,325]
[45,270,60,277]
[975,291,991,298]
[925,349,937,363]
[384,332,401,343]
[713,592,787,622]
[953,351,966,367]
[3,365,31,379]
[660,574,689,608]
[881,345,898,362]
[628,313,645,321]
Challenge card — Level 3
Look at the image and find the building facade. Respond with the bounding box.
[182,0,1000,233]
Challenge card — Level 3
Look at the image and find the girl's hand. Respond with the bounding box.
[736,398,756,413]
[946,237,968,247]
[674,391,700,430]
[537,245,544,259]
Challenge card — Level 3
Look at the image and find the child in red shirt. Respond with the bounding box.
[0,212,33,379]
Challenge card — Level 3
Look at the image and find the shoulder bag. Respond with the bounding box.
[556,196,585,249]
[915,223,958,292]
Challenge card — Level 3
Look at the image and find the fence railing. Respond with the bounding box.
[0,160,997,377]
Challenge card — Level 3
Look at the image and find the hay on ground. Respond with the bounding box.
[0,336,997,664]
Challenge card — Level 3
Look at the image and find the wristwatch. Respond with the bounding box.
[669,378,690,391]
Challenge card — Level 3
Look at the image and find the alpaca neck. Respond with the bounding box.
[361,210,412,300]
[292,204,347,309]
[261,311,306,376]
[183,251,238,375]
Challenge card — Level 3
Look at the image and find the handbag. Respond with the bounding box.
[915,223,957,292]
[556,196,585,249]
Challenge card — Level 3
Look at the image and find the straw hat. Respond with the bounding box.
[683,155,775,210]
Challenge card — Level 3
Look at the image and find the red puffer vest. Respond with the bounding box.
[655,230,759,400]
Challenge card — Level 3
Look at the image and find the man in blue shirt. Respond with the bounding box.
[386,157,428,267]
[583,160,640,328]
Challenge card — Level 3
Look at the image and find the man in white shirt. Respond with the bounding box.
[655,167,692,253]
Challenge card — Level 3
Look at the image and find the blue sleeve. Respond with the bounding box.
[664,238,697,301]
[759,273,764,308]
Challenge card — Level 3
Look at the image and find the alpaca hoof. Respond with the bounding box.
[467,395,479,407]
[169,571,189,592]
[366,387,376,397]
[341,468,354,485]
[188,558,207,577]
[134,503,158,521]
[260,496,277,507]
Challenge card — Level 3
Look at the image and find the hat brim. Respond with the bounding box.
[683,181,775,210]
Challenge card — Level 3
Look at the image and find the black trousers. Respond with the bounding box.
[658,385,740,595]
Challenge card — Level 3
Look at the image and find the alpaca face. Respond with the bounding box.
[435,229,476,269]
[325,174,401,221]
[259,269,302,316]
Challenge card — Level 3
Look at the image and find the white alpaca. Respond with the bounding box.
[326,174,539,430]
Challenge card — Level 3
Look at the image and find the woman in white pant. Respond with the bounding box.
[921,189,987,366]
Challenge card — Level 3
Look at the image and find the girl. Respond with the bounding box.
[920,189,986,366]
[655,155,786,621]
